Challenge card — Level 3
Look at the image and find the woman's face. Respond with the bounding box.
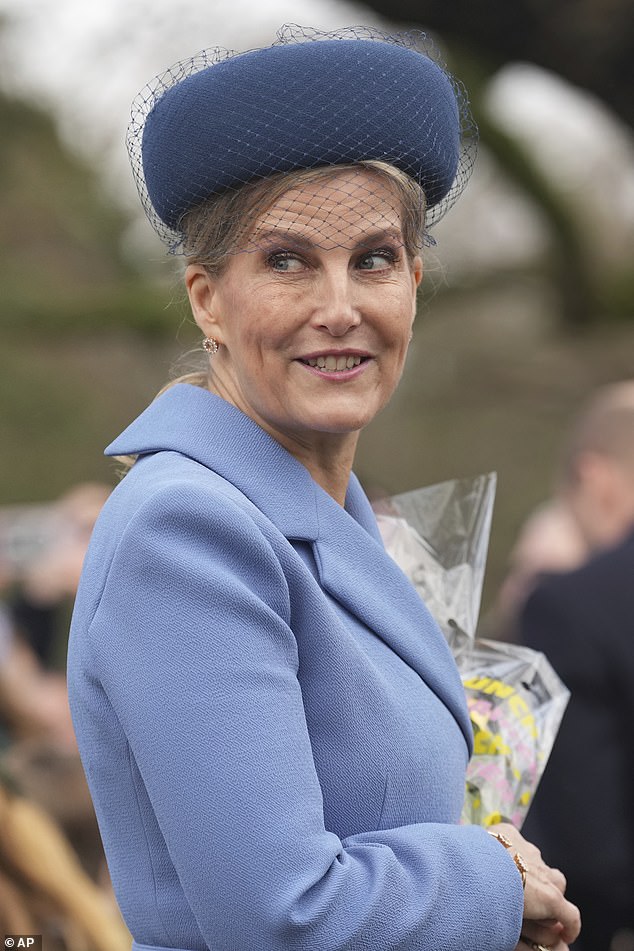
[186,168,423,459]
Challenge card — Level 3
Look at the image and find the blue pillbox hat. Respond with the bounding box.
[127,26,477,250]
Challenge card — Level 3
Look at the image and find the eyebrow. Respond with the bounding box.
[248,227,405,251]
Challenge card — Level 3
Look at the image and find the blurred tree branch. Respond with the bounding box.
[470,101,598,329]
[365,0,634,130]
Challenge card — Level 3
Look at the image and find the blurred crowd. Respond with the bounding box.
[0,482,130,948]
[1,380,633,950]
[488,379,634,951]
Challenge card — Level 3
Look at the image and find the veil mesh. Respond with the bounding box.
[126,24,478,255]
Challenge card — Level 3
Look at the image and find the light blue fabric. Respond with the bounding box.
[67,384,523,951]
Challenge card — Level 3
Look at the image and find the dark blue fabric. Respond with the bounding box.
[520,530,634,951]
[142,40,461,229]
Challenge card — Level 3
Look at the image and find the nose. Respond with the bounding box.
[311,266,361,337]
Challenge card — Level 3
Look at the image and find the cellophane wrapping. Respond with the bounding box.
[374,473,569,829]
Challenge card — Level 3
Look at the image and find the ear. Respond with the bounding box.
[412,255,423,289]
[410,255,423,319]
[185,264,222,339]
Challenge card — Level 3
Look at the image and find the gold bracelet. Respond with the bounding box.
[513,851,528,889]
[486,831,528,890]
[520,937,550,951]
[487,830,513,849]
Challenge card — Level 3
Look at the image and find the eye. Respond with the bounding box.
[357,247,399,271]
[266,251,305,272]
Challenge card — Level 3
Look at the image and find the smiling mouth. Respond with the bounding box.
[301,354,367,371]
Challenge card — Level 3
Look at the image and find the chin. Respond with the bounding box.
[315,414,375,434]
[305,401,381,433]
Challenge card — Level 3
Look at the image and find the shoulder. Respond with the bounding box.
[520,532,634,662]
[79,450,294,625]
[527,529,634,617]
[101,450,283,547]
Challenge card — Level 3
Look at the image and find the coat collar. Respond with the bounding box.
[107,384,381,543]
[106,384,321,540]
[106,384,472,751]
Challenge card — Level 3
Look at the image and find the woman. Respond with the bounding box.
[67,26,580,951]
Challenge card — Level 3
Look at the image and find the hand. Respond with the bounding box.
[488,823,581,949]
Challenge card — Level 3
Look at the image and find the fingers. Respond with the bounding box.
[487,823,581,945]
[548,867,567,894]
[521,918,566,947]
[522,870,580,943]
[522,869,581,944]
[488,824,566,895]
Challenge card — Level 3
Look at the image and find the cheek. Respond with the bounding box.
[382,297,415,350]
[234,287,304,354]
[224,309,277,361]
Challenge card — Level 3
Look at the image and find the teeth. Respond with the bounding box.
[304,355,363,371]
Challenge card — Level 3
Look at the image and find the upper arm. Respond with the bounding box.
[89,484,336,935]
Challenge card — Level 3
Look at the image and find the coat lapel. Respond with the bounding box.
[106,384,472,751]
[314,480,473,752]
[106,383,320,541]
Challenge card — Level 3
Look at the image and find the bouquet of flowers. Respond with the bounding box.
[374,474,569,829]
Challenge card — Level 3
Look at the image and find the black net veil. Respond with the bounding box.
[126,24,478,257]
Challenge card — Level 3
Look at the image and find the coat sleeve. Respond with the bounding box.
[87,482,523,951]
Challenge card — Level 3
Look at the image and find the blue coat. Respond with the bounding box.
[67,383,522,951]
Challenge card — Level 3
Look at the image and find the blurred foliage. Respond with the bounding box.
[363,0,634,132]
[467,103,597,330]
[420,53,632,331]
[0,86,197,496]
[0,89,185,337]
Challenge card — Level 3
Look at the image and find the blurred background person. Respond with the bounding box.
[519,380,634,951]
[0,483,111,751]
[7,482,112,673]
[487,497,588,641]
[0,604,75,750]
[0,482,122,939]
[558,382,634,553]
[0,773,130,949]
